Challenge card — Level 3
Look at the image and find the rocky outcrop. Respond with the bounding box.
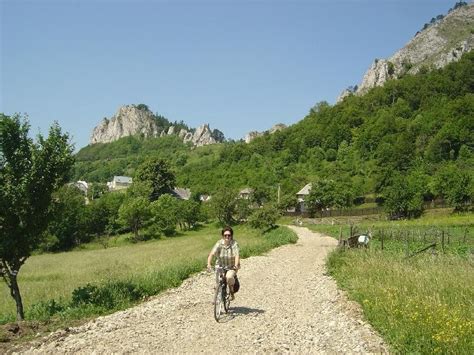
[191,124,217,147]
[90,106,161,144]
[338,3,474,101]
[245,123,287,143]
[90,105,223,147]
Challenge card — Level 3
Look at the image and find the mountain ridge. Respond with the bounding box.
[89,104,224,147]
[338,2,474,102]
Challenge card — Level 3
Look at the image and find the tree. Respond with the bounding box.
[306,179,337,217]
[433,163,473,211]
[382,171,425,219]
[209,188,237,226]
[87,182,108,200]
[42,185,87,251]
[235,198,252,222]
[134,158,175,201]
[211,128,225,142]
[248,204,281,231]
[150,194,179,236]
[0,114,74,320]
[135,103,150,111]
[83,191,125,238]
[278,193,297,212]
[177,199,201,230]
[118,197,152,241]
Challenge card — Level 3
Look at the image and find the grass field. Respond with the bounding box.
[304,210,474,353]
[0,224,297,325]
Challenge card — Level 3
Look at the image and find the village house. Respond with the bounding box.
[238,187,254,200]
[107,176,133,191]
[199,194,211,202]
[72,180,89,195]
[296,183,312,212]
[172,187,192,200]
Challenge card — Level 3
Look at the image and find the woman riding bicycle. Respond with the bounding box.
[207,226,240,300]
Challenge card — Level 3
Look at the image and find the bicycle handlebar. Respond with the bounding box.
[208,265,238,273]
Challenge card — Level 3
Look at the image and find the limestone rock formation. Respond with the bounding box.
[90,106,161,144]
[337,3,474,101]
[245,123,287,143]
[89,105,224,147]
[192,124,217,147]
[244,131,262,144]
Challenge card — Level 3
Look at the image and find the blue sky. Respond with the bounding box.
[0,0,461,150]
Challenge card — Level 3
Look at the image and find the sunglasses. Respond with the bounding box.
[223,234,232,237]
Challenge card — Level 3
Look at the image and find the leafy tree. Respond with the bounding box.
[135,103,150,111]
[382,172,425,219]
[84,191,125,237]
[118,197,152,241]
[433,163,473,211]
[150,194,179,236]
[134,158,175,201]
[248,204,281,231]
[0,114,74,320]
[235,198,252,222]
[209,188,237,226]
[87,182,108,200]
[211,128,225,142]
[250,185,271,206]
[177,199,201,230]
[277,193,297,212]
[42,185,87,251]
[306,179,338,217]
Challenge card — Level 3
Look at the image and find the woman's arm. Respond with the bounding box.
[207,251,214,269]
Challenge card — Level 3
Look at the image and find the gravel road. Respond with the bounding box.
[18,226,387,354]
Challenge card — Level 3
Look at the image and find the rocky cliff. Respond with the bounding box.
[338,3,474,101]
[245,123,287,143]
[90,105,221,147]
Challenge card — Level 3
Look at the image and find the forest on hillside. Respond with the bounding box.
[75,51,474,212]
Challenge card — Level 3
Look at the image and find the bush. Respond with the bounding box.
[28,299,66,321]
[248,204,281,231]
[71,281,144,309]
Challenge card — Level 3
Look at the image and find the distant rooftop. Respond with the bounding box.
[297,183,312,195]
[172,187,191,200]
[113,176,133,184]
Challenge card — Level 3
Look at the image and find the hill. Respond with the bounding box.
[339,2,474,100]
[74,51,474,207]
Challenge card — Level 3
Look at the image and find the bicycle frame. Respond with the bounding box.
[213,266,232,322]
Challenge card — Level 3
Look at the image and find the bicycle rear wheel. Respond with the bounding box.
[214,284,224,322]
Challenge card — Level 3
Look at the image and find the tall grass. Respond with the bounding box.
[327,250,474,353]
[312,211,474,353]
[0,224,297,324]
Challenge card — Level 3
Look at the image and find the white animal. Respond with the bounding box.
[357,231,372,247]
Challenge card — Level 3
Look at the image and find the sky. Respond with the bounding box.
[0,0,463,150]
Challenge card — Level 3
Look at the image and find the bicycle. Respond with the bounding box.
[212,266,234,322]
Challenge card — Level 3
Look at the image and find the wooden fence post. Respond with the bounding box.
[441,231,445,254]
[405,233,409,258]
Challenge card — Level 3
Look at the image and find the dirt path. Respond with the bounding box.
[17,226,387,354]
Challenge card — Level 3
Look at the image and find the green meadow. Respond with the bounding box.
[305,211,474,353]
[0,225,297,325]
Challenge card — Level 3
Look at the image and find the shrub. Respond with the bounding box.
[248,204,281,231]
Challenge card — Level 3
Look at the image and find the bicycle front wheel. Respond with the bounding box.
[224,285,230,313]
[214,284,224,322]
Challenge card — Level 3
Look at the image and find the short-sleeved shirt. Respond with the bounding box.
[211,239,240,268]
